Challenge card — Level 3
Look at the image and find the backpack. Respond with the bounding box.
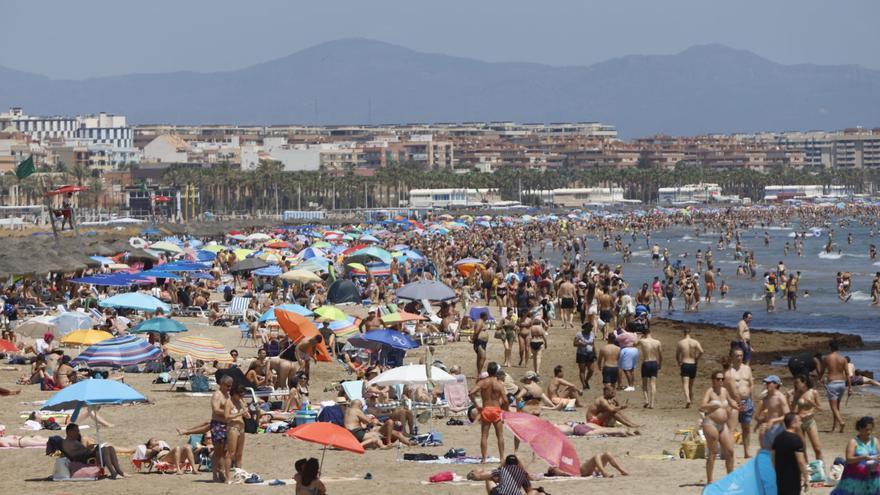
[3,303,15,318]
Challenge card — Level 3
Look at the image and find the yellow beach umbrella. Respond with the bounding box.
[201,245,226,253]
[60,329,114,346]
[280,269,322,283]
[313,305,349,321]
[347,262,366,271]
[233,248,255,260]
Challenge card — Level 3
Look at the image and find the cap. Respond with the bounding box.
[763,375,782,385]
[522,371,539,382]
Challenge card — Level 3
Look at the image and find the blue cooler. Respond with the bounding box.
[294,410,317,426]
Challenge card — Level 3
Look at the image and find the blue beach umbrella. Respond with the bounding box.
[254,265,283,277]
[99,292,171,313]
[130,317,187,334]
[42,379,147,467]
[259,304,314,322]
[349,329,420,350]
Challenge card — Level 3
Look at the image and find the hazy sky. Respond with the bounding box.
[4,0,879,79]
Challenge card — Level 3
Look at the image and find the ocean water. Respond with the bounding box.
[547,221,880,375]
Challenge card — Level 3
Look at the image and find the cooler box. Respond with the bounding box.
[294,411,317,426]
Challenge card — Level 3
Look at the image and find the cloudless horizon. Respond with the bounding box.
[3,0,879,79]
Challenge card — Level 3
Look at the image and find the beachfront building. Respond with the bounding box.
[763,185,854,201]
[0,107,80,142]
[658,184,722,205]
[408,188,500,208]
[549,188,626,207]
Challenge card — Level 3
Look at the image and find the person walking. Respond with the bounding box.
[772,412,810,495]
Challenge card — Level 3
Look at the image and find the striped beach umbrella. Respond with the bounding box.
[321,316,362,339]
[166,336,232,363]
[71,335,162,368]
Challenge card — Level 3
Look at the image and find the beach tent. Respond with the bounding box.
[702,449,776,495]
[327,280,360,304]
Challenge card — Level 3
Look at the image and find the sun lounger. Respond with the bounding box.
[214,296,249,326]
[437,377,470,417]
[341,380,364,402]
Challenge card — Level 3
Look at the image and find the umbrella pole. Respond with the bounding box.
[319,444,327,476]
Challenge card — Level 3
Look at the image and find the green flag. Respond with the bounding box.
[15,155,35,180]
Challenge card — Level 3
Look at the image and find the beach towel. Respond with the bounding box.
[408,456,499,465]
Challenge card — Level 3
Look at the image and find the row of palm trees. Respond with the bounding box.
[2,161,878,215]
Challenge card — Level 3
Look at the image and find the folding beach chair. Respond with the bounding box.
[437,377,471,418]
[341,380,364,402]
[215,296,249,326]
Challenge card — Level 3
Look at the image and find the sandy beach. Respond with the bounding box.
[1,313,877,495]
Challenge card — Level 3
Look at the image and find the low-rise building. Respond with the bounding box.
[658,184,722,205]
[550,188,626,207]
[408,188,500,208]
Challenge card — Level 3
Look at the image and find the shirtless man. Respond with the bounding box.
[547,365,584,409]
[343,399,402,449]
[359,310,382,333]
[736,312,754,365]
[637,327,662,409]
[754,375,790,449]
[725,348,754,458]
[821,340,852,432]
[598,333,621,389]
[468,362,508,463]
[557,279,577,328]
[586,384,638,428]
[210,376,233,482]
[704,269,716,303]
[786,272,800,311]
[596,289,615,338]
[294,335,323,378]
[472,312,490,375]
[675,328,704,408]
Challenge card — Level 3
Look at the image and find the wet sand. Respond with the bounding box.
[1,314,877,494]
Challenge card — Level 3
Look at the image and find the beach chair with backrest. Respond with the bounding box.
[341,380,364,402]
[438,376,471,418]
[216,296,248,326]
[188,434,211,472]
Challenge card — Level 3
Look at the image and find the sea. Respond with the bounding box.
[546,220,880,376]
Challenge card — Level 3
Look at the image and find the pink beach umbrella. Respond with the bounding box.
[501,410,580,476]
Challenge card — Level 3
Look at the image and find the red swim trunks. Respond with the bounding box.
[480,406,503,424]
[587,416,606,427]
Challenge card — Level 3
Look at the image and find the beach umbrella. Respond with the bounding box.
[295,247,327,261]
[201,245,225,253]
[166,336,232,363]
[246,233,271,242]
[264,240,291,249]
[257,252,283,264]
[99,292,171,313]
[280,269,322,283]
[258,304,313,322]
[71,335,162,368]
[149,241,183,254]
[501,411,580,476]
[295,257,331,273]
[60,329,114,346]
[359,234,380,244]
[454,257,484,266]
[130,317,187,334]
[136,269,183,280]
[380,311,425,324]
[232,248,255,259]
[349,329,420,350]
[253,265,283,277]
[367,364,454,387]
[230,258,269,273]
[323,316,361,338]
[0,338,20,353]
[42,379,147,468]
[396,280,456,301]
[13,315,57,338]
[274,310,331,362]
[346,262,366,272]
[108,263,131,271]
[313,305,349,321]
[51,312,95,337]
[347,246,392,264]
[286,422,364,473]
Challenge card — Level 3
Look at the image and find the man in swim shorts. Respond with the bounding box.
[598,333,621,389]
[210,375,232,482]
[468,362,508,463]
[821,340,852,433]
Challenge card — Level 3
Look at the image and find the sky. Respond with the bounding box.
[3,0,879,79]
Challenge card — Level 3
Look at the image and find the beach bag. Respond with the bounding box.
[808,459,826,483]
[190,375,209,393]
[429,471,454,483]
[679,437,706,459]
[244,402,259,434]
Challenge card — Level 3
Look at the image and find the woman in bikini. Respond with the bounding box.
[789,374,824,464]
[224,384,250,484]
[0,434,49,448]
[699,371,739,484]
[143,438,197,474]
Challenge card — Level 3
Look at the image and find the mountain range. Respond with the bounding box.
[1,38,879,138]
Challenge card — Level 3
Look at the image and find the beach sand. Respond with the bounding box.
[1,314,877,495]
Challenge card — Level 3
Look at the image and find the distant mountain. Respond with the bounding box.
[1,39,879,138]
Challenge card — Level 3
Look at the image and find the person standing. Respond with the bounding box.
[598,333,621,389]
[468,362,508,464]
[821,340,852,433]
[726,348,755,458]
[772,412,809,495]
[557,278,576,329]
[736,312,754,365]
[573,323,596,390]
[638,327,662,409]
[676,328,704,408]
[472,312,490,375]
[787,272,800,311]
[699,371,738,484]
[211,376,232,483]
